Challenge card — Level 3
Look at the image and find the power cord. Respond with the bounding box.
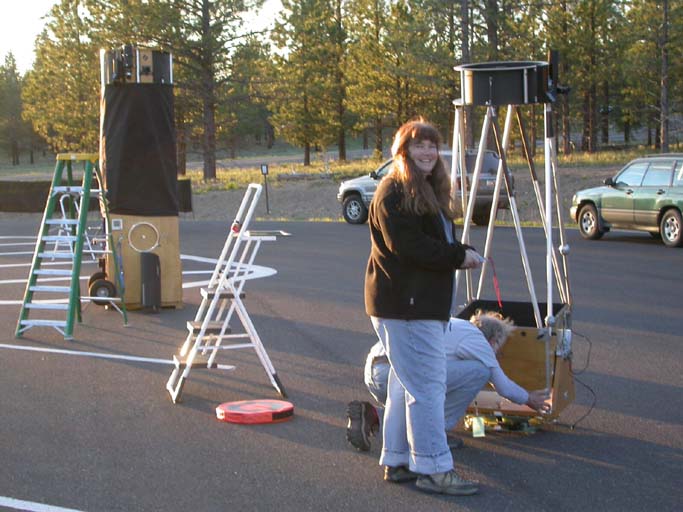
[570,329,592,374]
[566,329,596,429]
[568,373,597,430]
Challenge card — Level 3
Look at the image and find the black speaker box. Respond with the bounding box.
[140,252,161,313]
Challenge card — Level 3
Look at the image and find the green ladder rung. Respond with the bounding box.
[45,219,79,225]
[37,252,74,259]
[42,235,78,242]
[29,286,71,293]
[19,319,68,328]
[25,303,69,311]
[33,269,73,276]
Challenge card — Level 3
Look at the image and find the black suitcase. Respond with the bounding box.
[140,252,161,313]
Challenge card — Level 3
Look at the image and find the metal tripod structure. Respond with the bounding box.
[452,101,573,329]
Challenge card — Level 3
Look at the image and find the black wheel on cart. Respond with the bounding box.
[89,279,117,306]
[88,272,107,288]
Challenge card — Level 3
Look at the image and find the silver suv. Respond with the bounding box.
[337,150,511,225]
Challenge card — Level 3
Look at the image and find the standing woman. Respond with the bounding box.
[365,119,482,495]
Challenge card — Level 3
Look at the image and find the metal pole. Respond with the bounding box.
[544,104,554,331]
[477,105,513,299]
[490,112,543,328]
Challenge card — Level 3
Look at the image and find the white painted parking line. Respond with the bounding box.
[0,343,174,366]
[0,242,36,247]
[0,496,85,512]
[0,251,35,256]
[0,236,37,240]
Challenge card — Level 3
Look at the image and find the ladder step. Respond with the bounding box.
[200,289,246,300]
[25,303,69,310]
[198,342,253,350]
[34,269,73,276]
[172,354,236,371]
[52,186,84,194]
[38,252,74,259]
[187,321,232,335]
[42,235,78,242]
[29,285,71,293]
[45,219,79,226]
[20,319,68,328]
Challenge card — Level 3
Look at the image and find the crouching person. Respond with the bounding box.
[347,311,550,452]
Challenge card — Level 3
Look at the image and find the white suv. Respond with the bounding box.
[337,150,511,225]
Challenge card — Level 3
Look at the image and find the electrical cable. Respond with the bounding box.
[568,374,597,430]
[570,329,592,374]
[565,329,595,429]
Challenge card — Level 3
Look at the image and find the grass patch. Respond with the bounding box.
[186,157,381,193]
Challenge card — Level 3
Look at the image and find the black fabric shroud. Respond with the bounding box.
[101,84,178,216]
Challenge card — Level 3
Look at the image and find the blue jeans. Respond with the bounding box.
[365,347,489,432]
[371,317,452,474]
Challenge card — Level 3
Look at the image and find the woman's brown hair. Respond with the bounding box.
[389,119,454,219]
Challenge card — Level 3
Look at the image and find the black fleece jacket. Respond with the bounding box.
[364,178,469,321]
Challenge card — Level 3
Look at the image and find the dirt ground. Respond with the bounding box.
[189,165,619,224]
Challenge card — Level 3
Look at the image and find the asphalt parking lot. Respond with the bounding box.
[1,217,681,512]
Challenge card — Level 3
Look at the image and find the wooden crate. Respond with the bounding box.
[106,214,183,309]
[457,300,574,420]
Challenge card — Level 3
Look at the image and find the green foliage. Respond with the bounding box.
[21,1,101,153]
[4,0,683,169]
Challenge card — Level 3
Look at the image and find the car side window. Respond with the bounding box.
[674,161,683,186]
[641,161,674,187]
[615,163,648,187]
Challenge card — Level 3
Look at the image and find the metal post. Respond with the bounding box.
[261,164,270,215]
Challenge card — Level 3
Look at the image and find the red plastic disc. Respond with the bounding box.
[216,399,294,424]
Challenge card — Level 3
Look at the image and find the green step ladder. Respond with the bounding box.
[15,153,128,340]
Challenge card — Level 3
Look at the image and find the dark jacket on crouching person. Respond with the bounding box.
[364,177,469,321]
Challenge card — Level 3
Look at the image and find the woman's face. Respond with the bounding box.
[407,139,438,175]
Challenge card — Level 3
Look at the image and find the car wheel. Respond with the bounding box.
[342,194,368,224]
[89,279,117,306]
[578,204,604,240]
[660,209,682,247]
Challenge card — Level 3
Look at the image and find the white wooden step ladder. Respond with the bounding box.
[166,183,289,403]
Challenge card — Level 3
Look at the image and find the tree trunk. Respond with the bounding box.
[660,0,670,152]
[561,1,571,155]
[304,142,311,166]
[363,128,369,150]
[201,0,216,180]
[374,117,383,156]
[624,119,631,144]
[485,0,499,60]
[11,141,19,165]
[334,0,346,161]
[601,81,609,145]
[461,0,474,147]
[581,92,590,152]
[202,84,217,180]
